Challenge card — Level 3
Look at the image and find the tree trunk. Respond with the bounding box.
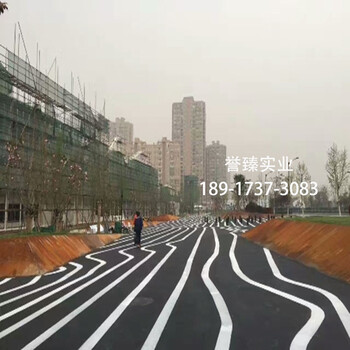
[97,201,101,234]
[25,216,33,232]
[338,203,342,216]
[56,220,64,232]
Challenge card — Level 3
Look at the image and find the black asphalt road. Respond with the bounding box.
[0,217,350,350]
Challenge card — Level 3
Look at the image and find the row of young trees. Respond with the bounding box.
[2,102,161,232]
[5,129,89,231]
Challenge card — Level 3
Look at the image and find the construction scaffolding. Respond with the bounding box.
[0,43,159,232]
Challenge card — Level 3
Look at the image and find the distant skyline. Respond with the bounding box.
[2,0,350,186]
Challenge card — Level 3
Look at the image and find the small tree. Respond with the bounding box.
[326,143,350,216]
[5,138,45,232]
[44,134,88,231]
[294,162,311,215]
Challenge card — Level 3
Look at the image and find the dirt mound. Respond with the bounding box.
[0,234,121,278]
[151,214,179,222]
[223,211,269,219]
[245,219,350,283]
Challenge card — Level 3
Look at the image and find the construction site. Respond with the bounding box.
[0,37,166,233]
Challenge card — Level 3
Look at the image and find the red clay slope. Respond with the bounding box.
[0,234,121,278]
[245,219,350,283]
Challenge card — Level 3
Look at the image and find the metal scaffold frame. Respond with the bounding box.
[0,37,160,233]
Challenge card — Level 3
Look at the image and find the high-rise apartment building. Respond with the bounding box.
[133,137,181,193]
[110,117,134,155]
[172,97,206,181]
[133,137,148,154]
[205,141,227,184]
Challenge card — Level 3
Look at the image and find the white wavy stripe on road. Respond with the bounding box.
[87,226,181,260]
[0,262,82,307]
[0,276,41,296]
[201,228,233,350]
[93,223,170,250]
[0,227,189,342]
[0,222,188,303]
[22,227,195,350]
[0,226,180,321]
[94,224,177,250]
[44,266,67,276]
[79,227,204,350]
[0,227,184,326]
[91,225,180,253]
[0,278,12,286]
[140,228,207,350]
[0,224,175,303]
[228,232,325,350]
[264,248,350,339]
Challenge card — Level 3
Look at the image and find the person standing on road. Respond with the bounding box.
[134,211,143,248]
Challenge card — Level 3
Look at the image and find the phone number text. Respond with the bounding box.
[200,181,318,196]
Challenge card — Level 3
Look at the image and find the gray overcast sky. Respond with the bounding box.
[1,0,350,186]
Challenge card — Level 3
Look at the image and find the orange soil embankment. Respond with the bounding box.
[151,214,179,222]
[0,234,121,278]
[223,211,269,219]
[123,215,179,227]
[245,220,350,283]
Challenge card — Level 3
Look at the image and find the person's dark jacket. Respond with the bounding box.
[134,216,143,231]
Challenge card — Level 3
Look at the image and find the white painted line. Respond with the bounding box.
[0,276,41,296]
[230,221,237,227]
[228,232,324,350]
[141,228,206,350]
[0,262,83,307]
[0,278,12,286]
[201,228,232,350]
[80,227,203,350]
[44,266,67,276]
[264,248,350,339]
[22,228,196,350]
[0,227,183,325]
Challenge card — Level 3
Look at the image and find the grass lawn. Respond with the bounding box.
[285,216,350,226]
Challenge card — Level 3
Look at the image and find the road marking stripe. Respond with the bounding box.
[0,278,12,286]
[21,228,195,350]
[0,276,41,296]
[79,228,203,350]
[264,248,350,339]
[0,228,183,324]
[228,232,324,350]
[141,228,206,350]
[0,263,82,307]
[202,228,233,350]
[44,266,67,276]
